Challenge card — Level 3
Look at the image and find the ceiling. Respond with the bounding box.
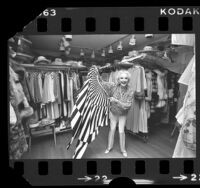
[27,34,170,63]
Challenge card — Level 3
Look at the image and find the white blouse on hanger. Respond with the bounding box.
[176,56,195,124]
[10,102,17,125]
[173,55,196,158]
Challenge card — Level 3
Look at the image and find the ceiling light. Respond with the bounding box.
[101,49,106,57]
[145,34,154,38]
[18,37,22,45]
[59,42,65,51]
[129,35,136,45]
[117,41,123,50]
[80,49,84,56]
[64,35,72,41]
[108,46,113,53]
[91,50,95,58]
[65,47,71,55]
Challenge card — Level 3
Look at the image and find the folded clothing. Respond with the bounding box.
[29,121,41,128]
[40,118,55,126]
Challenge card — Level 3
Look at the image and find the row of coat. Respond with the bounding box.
[24,71,81,120]
[101,65,179,134]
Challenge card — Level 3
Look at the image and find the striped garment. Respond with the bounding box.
[66,66,110,159]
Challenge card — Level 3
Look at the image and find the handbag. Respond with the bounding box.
[110,101,129,116]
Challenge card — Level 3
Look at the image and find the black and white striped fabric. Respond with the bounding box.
[66,66,110,159]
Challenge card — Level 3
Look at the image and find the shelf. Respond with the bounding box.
[56,128,72,133]
[16,53,34,59]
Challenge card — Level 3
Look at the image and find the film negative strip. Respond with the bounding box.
[8,6,200,186]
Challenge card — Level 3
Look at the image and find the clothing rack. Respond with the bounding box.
[20,64,88,72]
[101,54,166,72]
[111,53,167,71]
[22,64,78,135]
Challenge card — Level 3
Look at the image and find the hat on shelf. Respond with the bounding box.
[52,58,64,65]
[122,50,139,61]
[138,46,158,53]
[128,50,139,57]
[34,56,51,65]
[40,118,55,126]
[77,61,85,67]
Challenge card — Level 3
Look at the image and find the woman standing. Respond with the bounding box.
[101,70,134,157]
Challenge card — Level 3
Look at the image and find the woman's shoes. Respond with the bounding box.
[105,148,127,157]
[105,148,112,154]
[121,151,127,157]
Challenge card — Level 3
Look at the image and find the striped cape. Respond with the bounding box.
[66,66,110,159]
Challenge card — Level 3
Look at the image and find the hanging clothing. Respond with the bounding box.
[67,66,110,159]
[30,73,35,102]
[60,72,67,117]
[49,72,56,103]
[109,70,119,84]
[53,72,61,104]
[101,72,110,82]
[58,72,65,118]
[154,70,168,108]
[34,73,43,103]
[175,56,195,125]
[145,71,152,100]
[69,77,74,113]
[173,55,196,158]
[145,70,152,118]
[42,73,49,104]
[38,73,43,103]
[150,71,159,113]
[177,83,188,114]
[46,102,60,120]
[25,70,78,120]
[126,66,148,133]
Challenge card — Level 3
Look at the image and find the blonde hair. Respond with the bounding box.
[116,70,131,86]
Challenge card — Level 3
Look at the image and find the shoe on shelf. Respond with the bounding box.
[122,151,127,158]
